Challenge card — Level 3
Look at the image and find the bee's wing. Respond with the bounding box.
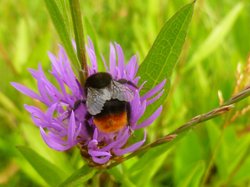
[111,81,134,102]
[86,87,111,115]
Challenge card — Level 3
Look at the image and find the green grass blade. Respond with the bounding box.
[137,2,194,120]
[134,149,171,187]
[44,0,80,72]
[108,167,136,187]
[59,165,97,187]
[17,146,66,186]
[184,2,243,72]
[178,161,205,187]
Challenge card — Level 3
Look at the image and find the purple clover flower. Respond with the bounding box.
[12,38,165,165]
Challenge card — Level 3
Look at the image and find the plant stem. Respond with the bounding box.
[44,0,80,73]
[69,0,88,85]
[107,86,250,169]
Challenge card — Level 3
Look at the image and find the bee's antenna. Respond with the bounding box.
[117,79,138,89]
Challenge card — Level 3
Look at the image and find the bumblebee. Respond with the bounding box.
[75,72,135,133]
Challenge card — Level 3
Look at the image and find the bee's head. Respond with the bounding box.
[85,72,112,89]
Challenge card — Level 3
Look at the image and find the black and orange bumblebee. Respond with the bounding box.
[74,72,136,133]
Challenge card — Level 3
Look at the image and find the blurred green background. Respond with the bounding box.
[0,0,250,186]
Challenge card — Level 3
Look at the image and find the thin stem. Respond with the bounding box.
[107,105,233,169]
[69,0,88,85]
[106,86,250,169]
[223,85,250,106]
[201,86,250,185]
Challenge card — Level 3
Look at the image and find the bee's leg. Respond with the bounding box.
[126,103,134,134]
[84,112,94,136]
[73,99,86,111]
[63,100,86,121]
[117,79,138,89]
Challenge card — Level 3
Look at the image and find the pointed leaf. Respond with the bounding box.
[59,165,97,187]
[138,2,194,120]
[178,161,205,187]
[44,0,80,72]
[108,167,136,187]
[17,146,66,186]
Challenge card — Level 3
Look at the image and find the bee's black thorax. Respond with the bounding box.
[85,72,112,89]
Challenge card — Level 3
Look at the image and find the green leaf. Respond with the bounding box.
[20,123,74,175]
[133,149,171,187]
[69,0,87,74]
[17,146,66,186]
[184,2,243,72]
[178,161,205,187]
[44,0,80,72]
[137,2,194,120]
[173,132,205,187]
[108,167,136,187]
[55,0,72,36]
[59,165,97,187]
[128,141,175,173]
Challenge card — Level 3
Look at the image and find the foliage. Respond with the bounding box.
[0,0,250,186]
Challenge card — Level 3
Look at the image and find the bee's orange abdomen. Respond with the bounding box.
[93,111,127,133]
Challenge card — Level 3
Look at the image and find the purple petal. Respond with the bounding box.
[37,81,51,105]
[130,91,147,124]
[100,128,130,151]
[113,130,146,156]
[135,106,163,130]
[92,155,111,164]
[126,55,138,79]
[88,139,98,149]
[11,83,42,101]
[87,36,95,50]
[24,105,44,118]
[109,43,116,75]
[133,77,140,85]
[68,111,76,144]
[141,79,166,101]
[93,128,98,140]
[24,105,46,127]
[86,43,97,74]
[48,122,65,132]
[48,52,58,69]
[40,128,71,151]
[113,129,131,148]
[57,46,79,92]
[74,122,82,140]
[51,73,70,104]
[146,89,164,106]
[115,43,125,77]
[28,68,40,79]
[88,149,111,157]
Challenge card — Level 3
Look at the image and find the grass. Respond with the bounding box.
[0,0,250,186]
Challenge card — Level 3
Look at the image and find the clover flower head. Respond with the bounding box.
[12,38,165,165]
